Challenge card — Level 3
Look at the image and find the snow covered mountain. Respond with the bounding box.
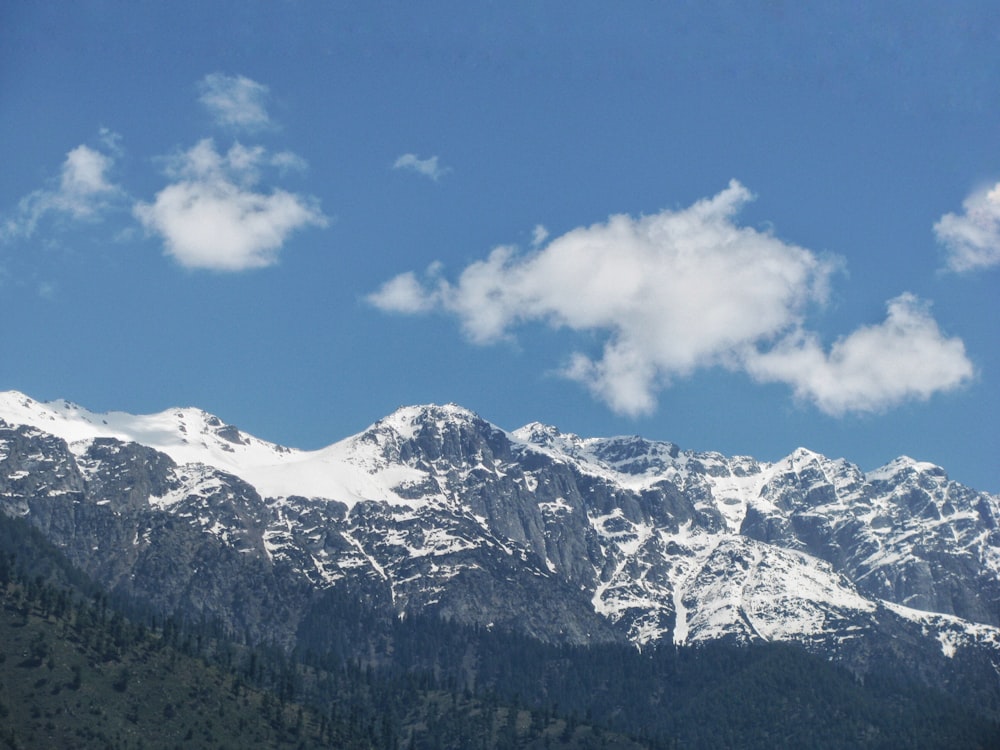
[1,390,998,685]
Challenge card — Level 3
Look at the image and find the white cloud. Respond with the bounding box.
[934,182,1000,272]
[270,150,309,174]
[370,181,973,416]
[366,270,439,314]
[393,153,450,181]
[2,142,122,240]
[745,294,973,415]
[198,73,272,131]
[134,139,327,271]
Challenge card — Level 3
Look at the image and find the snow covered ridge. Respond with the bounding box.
[0,389,970,507]
[1,389,999,667]
[0,391,429,504]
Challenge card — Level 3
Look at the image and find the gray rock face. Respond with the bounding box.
[0,403,998,682]
[740,450,1000,627]
[0,421,309,646]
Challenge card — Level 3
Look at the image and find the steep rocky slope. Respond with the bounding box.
[0,391,997,684]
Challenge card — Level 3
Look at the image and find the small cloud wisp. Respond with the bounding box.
[393,153,450,181]
[2,141,123,240]
[198,73,273,132]
[934,182,1000,272]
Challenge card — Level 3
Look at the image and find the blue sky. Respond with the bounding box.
[2,2,998,491]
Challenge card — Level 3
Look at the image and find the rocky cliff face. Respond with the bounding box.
[0,394,998,682]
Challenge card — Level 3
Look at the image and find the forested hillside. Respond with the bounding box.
[0,513,997,749]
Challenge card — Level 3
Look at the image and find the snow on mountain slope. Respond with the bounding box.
[5,389,980,525]
[678,535,877,644]
[2,389,999,663]
[0,391,426,505]
[881,600,1000,658]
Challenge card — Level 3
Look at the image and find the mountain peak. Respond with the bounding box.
[0,390,258,453]
[371,403,486,439]
[867,455,947,483]
[511,421,566,445]
[789,446,822,461]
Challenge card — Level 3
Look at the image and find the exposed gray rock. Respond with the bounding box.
[0,404,998,686]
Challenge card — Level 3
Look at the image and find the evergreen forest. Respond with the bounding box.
[0,513,997,749]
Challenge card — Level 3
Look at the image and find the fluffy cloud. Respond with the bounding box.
[370,181,972,416]
[2,141,121,239]
[134,139,327,271]
[367,270,440,314]
[393,153,450,181]
[745,294,973,415]
[198,73,272,131]
[934,182,1000,272]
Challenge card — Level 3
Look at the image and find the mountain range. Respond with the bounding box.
[1,390,998,707]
